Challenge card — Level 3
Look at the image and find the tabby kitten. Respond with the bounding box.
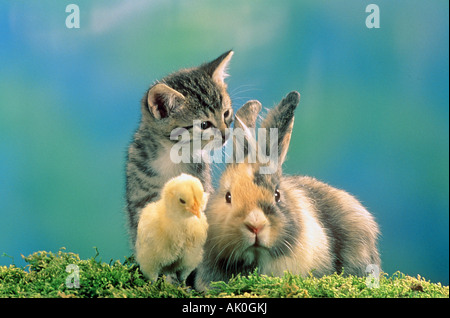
[126,51,234,249]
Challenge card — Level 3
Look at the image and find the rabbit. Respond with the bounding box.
[194,91,380,291]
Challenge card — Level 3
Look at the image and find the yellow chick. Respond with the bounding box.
[135,173,209,283]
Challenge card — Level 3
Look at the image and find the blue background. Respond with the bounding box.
[1,0,448,285]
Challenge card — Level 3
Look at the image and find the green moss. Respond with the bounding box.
[0,248,448,298]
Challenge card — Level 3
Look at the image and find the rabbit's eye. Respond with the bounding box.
[225,191,232,204]
[274,189,281,203]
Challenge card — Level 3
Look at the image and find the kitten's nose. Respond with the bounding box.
[219,123,230,144]
[222,130,230,144]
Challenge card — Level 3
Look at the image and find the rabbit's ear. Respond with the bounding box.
[235,100,262,130]
[260,91,300,167]
[232,100,261,163]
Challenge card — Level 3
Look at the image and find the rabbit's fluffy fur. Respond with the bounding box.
[195,91,380,291]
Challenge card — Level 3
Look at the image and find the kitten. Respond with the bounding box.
[126,51,234,249]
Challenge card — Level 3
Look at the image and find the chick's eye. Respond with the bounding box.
[179,198,186,204]
[274,189,281,203]
[201,121,213,130]
[225,191,231,204]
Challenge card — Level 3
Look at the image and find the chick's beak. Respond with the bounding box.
[187,198,201,218]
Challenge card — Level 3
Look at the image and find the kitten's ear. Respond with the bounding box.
[203,50,234,86]
[147,83,185,119]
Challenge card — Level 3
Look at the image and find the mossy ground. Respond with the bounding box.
[0,248,448,298]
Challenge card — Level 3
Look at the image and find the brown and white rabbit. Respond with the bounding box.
[194,91,380,291]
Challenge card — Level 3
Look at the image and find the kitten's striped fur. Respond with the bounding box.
[126,51,234,249]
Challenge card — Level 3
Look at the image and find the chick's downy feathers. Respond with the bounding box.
[135,173,209,283]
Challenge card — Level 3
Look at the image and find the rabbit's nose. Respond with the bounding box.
[245,223,265,235]
[244,209,267,235]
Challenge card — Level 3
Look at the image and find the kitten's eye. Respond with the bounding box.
[225,191,232,204]
[200,121,214,130]
[274,189,281,203]
[179,198,186,204]
[223,110,231,119]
